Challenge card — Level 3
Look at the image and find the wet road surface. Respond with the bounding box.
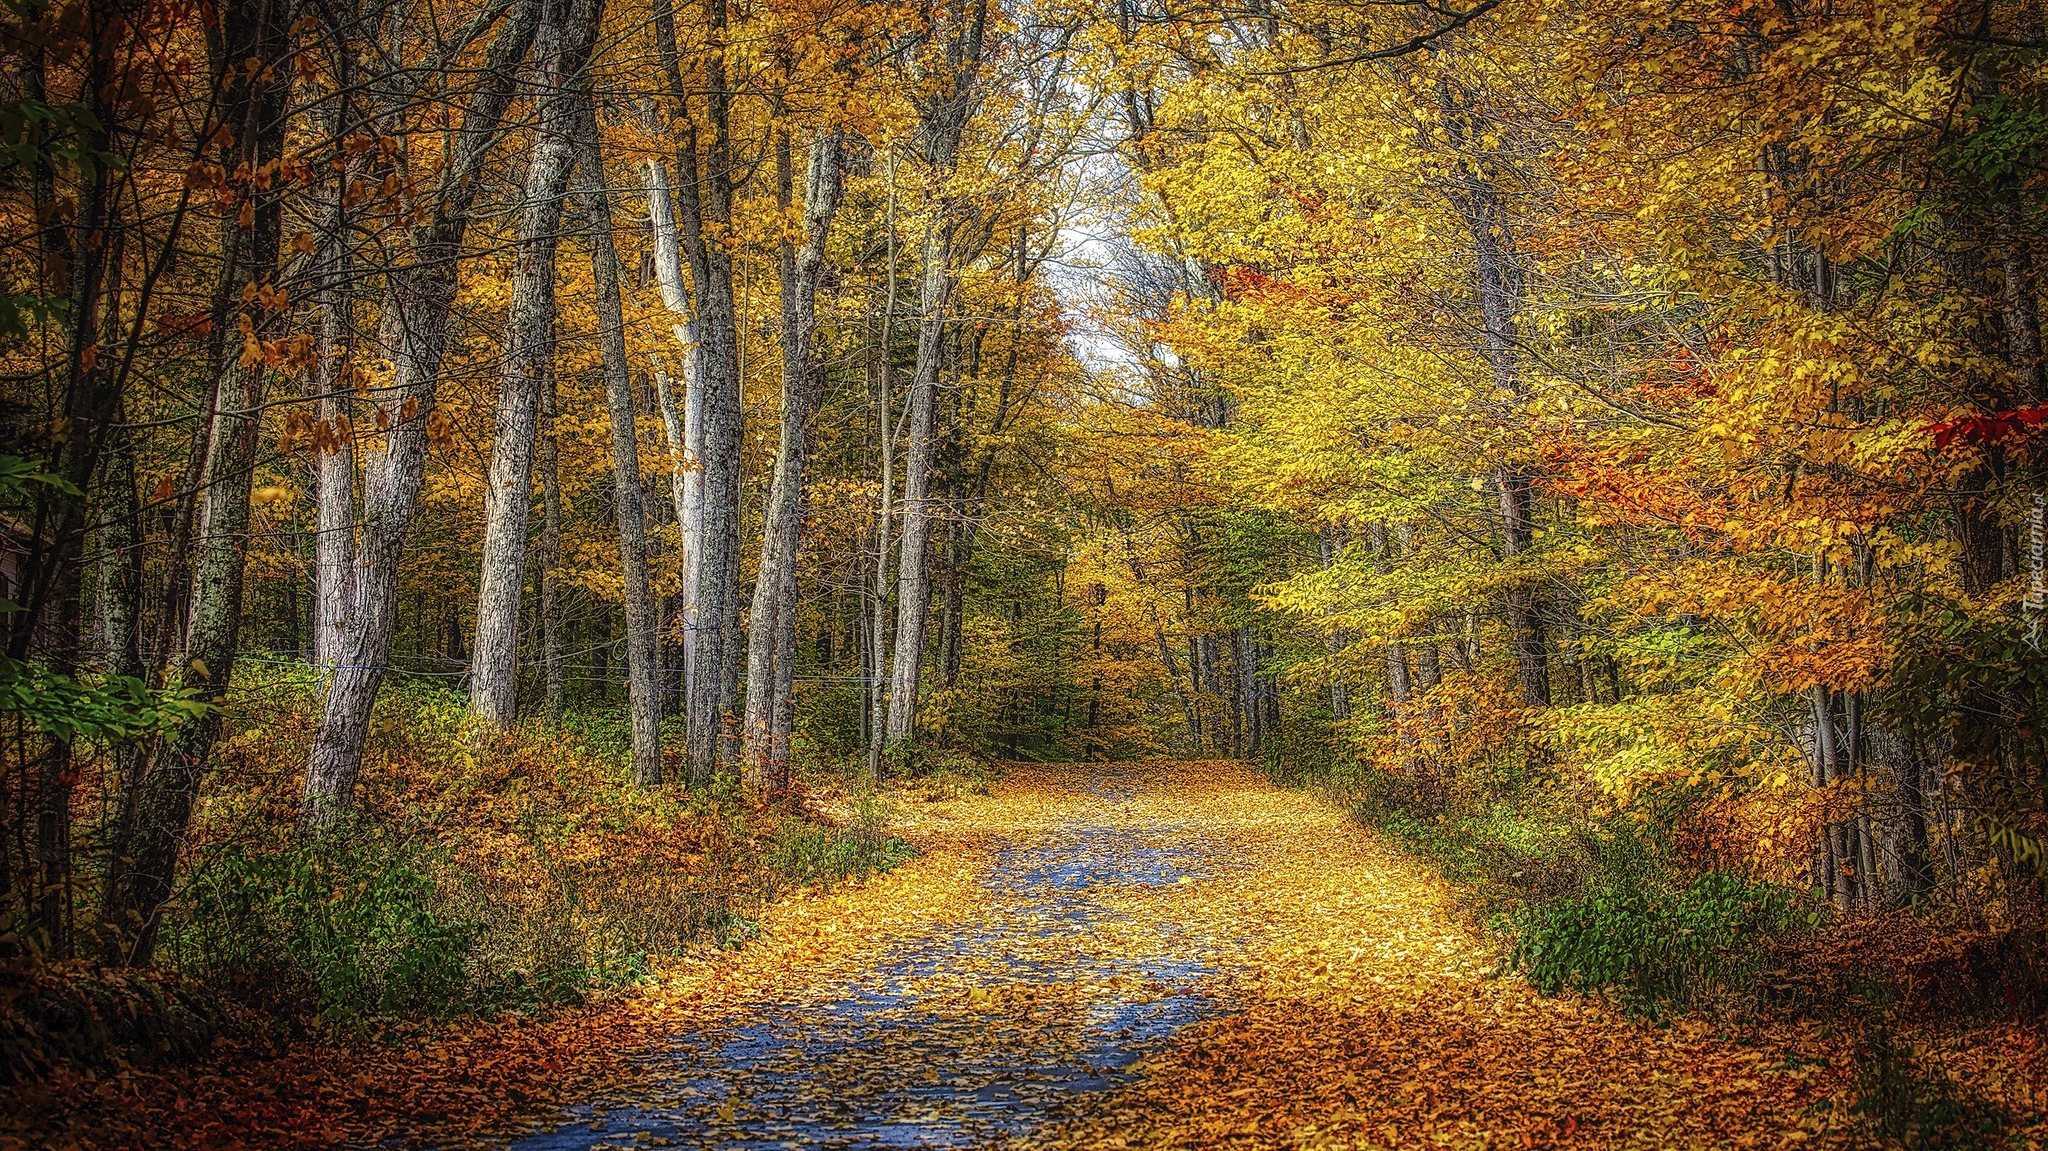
[509,770,1235,1150]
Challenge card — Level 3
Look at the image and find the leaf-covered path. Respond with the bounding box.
[501,761,1911,1150]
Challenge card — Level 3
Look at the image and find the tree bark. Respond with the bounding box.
[1810,685,1856,915]
[1868,718,1934,905]
[742,128,843,789]
[540,369,565,723]
[866,151,901,780]
[1318,526,1351,721]
[5,3,117,666]
[1996,195,2044,396]
[469,0,593,726]
[300,0,543,829]
[312,269,357,672]
[1438,80,1549,712]
[648,0,742,787]
[573,93,663,786]
[638,104,702,730]
[884,216,958,752]
[880,2,987,760]
[96,0,295,961]
[312,39,362,677]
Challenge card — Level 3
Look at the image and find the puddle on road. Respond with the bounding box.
[508,796,1227,1150]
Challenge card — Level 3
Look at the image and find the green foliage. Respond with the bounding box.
[1505,870,1792,1016]
[0,656,205,742]
[766,791,914,888]
[0,291,68,346]
[0,452,202,742]
[0,453,78,500]
[147,675,933,1025]
[165,822,482,1025]
[0,93,116,178]
[1943,92,2048,190]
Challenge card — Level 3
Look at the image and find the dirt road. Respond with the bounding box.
[505,761,1863,1150]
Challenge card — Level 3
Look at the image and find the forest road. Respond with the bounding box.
[504,760,1855,1150]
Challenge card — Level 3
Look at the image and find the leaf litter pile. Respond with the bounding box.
[20,760,2048,1149]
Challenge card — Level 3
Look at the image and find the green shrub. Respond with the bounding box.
[914,747,999,797]
[1261,711,1344,790]
[1507,870,1792,1015]
[165,822,480,1025]
[766,791,914,887]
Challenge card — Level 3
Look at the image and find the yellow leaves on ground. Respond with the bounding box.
[22,762,2045,1149]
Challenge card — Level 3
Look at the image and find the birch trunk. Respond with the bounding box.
[539,370,565,722]
[866,151,900,780]
[312,47,361,674]
[648,0,742,786]
[639,131,702,729]
[742,129,843,788]
[300,0,542,828]
[469,0,589,725]
[96,428,143,684]
[883,217,957,749]
[313,267,357,671]
[574,97,663,786]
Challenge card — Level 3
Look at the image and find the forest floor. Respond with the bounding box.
[16,760,2047,1149]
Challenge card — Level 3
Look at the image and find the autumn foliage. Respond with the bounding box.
[2,0,2048,1143]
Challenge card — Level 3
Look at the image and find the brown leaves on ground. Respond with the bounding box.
[10,760,2047,1150]
[1031,992,1842,1149]
[2,830,992,1150]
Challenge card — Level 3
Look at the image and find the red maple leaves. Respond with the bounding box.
[1927,404,2048,450]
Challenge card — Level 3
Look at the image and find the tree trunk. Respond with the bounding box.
[1495,473,1551,709]
[1366,523,1413,748]
[96,436,144,685]
[300,0,543,829]
[1319,525,1350,721]
[1996,195,2044,397]
[1868,719,1934,905]
[469,0,590,726]
[638,114,702,730]
[651,0,743,787]
[1438,85,1549,712]
[97,0,295,960]
[573,94,663,786]
[1810,685,1855,915]
[95,425,148,879]
[866,151,901,780]
[539,370,566,723]
[5,6,117,666]
[883,215,959,753]
[742,128,844,789]
[880,5,986,760]
[770,532,800,790]
[312,49,361,676]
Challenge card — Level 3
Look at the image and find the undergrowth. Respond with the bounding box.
[1267,721,2035,1142]
[1266,722,1801,1017]
[148,665,915,1030]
